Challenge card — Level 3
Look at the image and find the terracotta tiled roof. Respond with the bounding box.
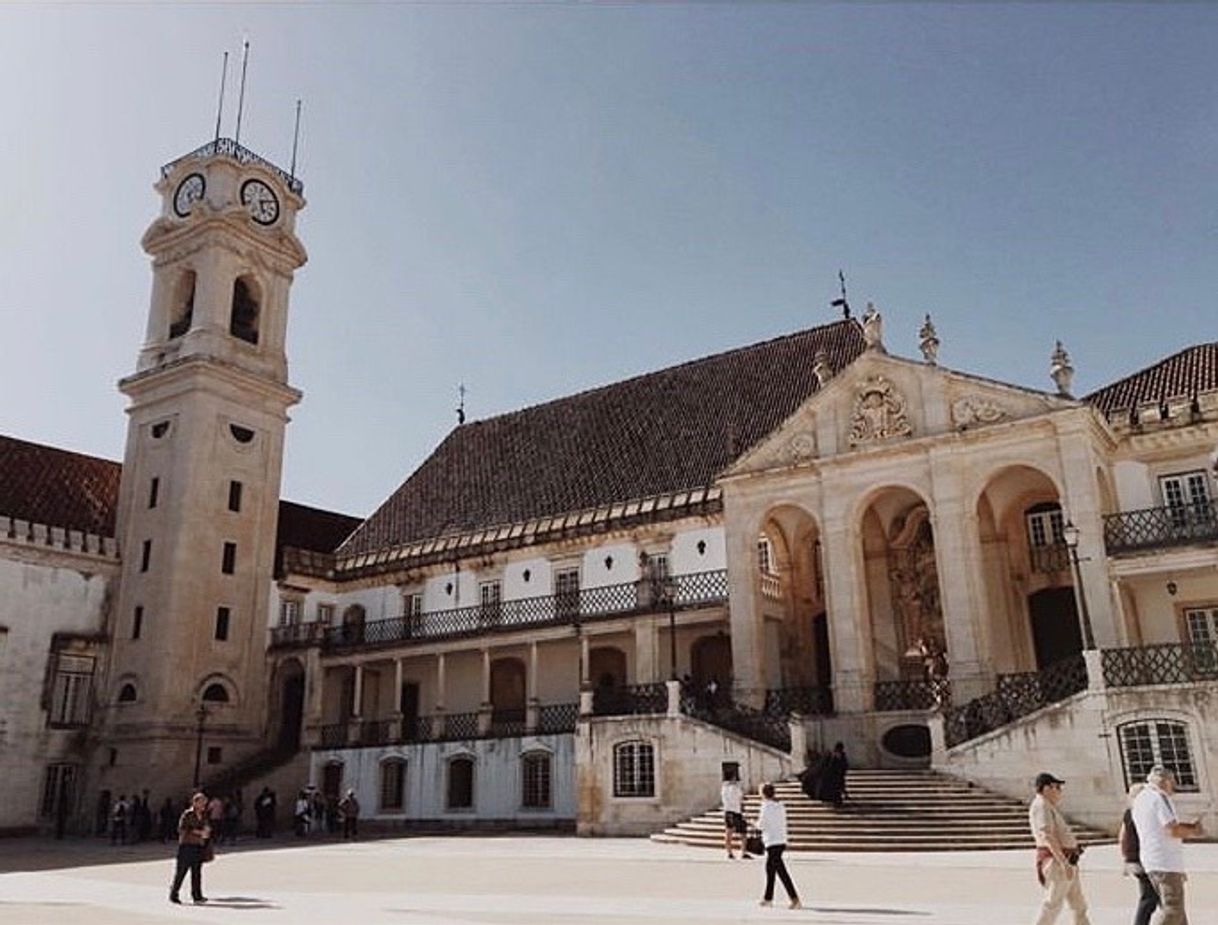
[276,501,362,555]
[339,319,867,557]
[1085,342,1218,418]
[0,435,122,536]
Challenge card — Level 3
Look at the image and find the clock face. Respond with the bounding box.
[240,179,280,226]
[173,173,206,218]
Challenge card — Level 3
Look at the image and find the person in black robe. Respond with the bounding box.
[816,742,849,807]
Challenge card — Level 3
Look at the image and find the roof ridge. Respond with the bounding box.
[1083,341,1218,402]
[457,317,863,430]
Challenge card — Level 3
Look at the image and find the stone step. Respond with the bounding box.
[653,770,1112,853]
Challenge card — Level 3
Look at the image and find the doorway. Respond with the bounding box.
[399,682,420,740]
[278,662,305,749]
[1028,587,1083,668]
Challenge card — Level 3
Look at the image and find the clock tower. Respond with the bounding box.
[98,139,306,798]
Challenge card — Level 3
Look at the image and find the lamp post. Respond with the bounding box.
[192,704,208,788]
[1062,520,1097,651]
[657,575,679,681]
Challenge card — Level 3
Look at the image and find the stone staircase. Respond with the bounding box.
[652,769,1112,851]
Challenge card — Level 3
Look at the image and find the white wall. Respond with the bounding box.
[0,539,115,831]
[310,733,575,823]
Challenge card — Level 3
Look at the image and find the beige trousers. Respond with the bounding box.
[1033,859,1091,925]
[1147,871,1188,925]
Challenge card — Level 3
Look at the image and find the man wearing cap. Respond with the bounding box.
[1029,771,1091,925]
[1132,766,1203,924]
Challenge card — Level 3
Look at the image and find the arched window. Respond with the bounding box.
[379,758,407,812]
[613,740,655,798]
[447,756,474,810]
[521,751,552,809]
[117,683,137,703]
[1118,719,1199,791]
[168,270,195,339]
[229,276,260,345]
[202,683,230,703]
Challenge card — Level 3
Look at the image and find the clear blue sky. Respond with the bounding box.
[2,4,1216,517]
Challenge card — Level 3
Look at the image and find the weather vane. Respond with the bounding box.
[456,383,467,425]
[830,269,851,319]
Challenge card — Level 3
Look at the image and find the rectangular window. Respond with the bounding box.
[757,537,774,574]
[48,654,94,728]
[650,554,670,581]
[405,594,423,617]
[148,477,159,509]
[132,606,143,640]
[39,764,77,819]
[140,539,152,573]
[447,758,474,809]
[1184,607,1218,676]
[279,599,301,626]
[215,607,230,641]
[555,567,580,619]
[221,542,236,575]
[613,741,656,798]
[1026,509,1065,548]
[1119,720,1200,792]
[1160,471,1213,526]
[228,480,243,513]
[317,603,335,625]
[380,759,406,811]
[522,753,552,809]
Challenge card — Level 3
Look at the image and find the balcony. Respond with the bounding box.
[322,569,728,652]
[1104,501,1218,555]
[313,702,580,750]
[1028,543,1070,574]
[269,621,329,648]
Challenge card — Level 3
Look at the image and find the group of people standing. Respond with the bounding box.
[292,787,360,838]
[1030,766,1202,925]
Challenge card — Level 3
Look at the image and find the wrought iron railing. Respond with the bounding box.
[536,702,580,734]
[357,718,393,746]
[1104,501,1218,554]
[161,137,305,194]
[1029,543,1071,574]
[441,711,482,741]
[490,708,527,738]
[874,679,950,712]
[319,723,349,748]
[591,683,668,716]
[323,569,728,652]
[1102,643,1218,687]
[269,621,329,648]
[764,686,833,717]
[681,694,791,752]
[944,654,1087,748]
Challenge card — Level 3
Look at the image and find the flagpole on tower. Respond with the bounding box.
[234,38,250,145]
[289,99,303,180]
[213,52,228,145]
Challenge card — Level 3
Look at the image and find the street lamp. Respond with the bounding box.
[1061,520,1097,651]
[192,704,208,788]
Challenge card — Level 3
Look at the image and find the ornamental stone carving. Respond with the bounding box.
[951,395,1009,430]
[788,431,817,463]
[849,376,913,447]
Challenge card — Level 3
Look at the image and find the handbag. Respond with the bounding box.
[745,829,765,856]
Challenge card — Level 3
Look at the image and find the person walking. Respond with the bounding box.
[293,790,311,837]
[754,782,801,910]
[339,789,360,839]
[110,794,129,845]
[169,792,211,905]
[1132,766,1203,924]
[1119,784,1159,925]
[254,787,275,838]
[720,770,750,860]
[1029,771,1091,925]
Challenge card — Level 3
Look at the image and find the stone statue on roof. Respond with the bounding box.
[862,302,884,353]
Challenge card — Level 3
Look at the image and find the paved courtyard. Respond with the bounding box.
[1,834,1217,924]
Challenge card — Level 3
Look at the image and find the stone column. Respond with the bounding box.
[665,679,681,717]
[633,620,658,684]
[349,663,364,746]
[393,658,404,716]
[579,633,591,689]
[725,504,765,706]
[478,648,493,735]
[928,450,990,702]
[1057,422,1120,647]
[818,508,869,713]
[435,652,447,712]
[526,641,540,733]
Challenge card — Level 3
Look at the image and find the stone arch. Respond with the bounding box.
[589,646,627,690]
[272,657,306,749]
[856,485,941,688]
[973,463,1074,673]
[754,503,827,692]
[198,673,238,706]
[691,633,732,695]
[168,268,196,339]
[117,679,138,703]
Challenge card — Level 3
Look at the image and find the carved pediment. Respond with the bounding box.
[849,376,913,447]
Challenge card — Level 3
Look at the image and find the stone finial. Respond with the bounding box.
[812,350,833,387]
[918,313,940,365]
[862,302,885,353]
[1050,340,1074,397]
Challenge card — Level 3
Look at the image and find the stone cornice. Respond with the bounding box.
[118,353,301,410]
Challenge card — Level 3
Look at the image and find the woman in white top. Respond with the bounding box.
[754,782,801,909]
[720,773,750,859]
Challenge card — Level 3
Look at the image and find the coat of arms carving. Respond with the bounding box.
[951,396,1009,430]
[849,376,913,447]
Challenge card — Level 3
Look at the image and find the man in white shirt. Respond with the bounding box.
[1028,771,1090,925]
[720,772,750,860]
[1131,766,1203,924]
